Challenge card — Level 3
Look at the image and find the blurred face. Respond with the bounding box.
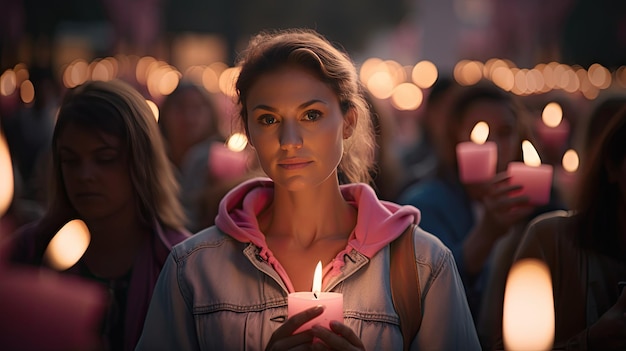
[162,89,215,149]
[57,123,136,222]
[458,100,520,172]
[245,66,354,191]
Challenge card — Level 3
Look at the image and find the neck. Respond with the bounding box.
[260,179,356,247]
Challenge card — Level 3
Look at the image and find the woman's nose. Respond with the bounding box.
[279,120,303,150]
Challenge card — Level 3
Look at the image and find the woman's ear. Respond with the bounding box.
[343,108,357,139]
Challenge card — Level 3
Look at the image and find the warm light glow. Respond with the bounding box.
[202,66,220,93]
[411,60,438,89]
[542,102,563,127]
[522,140,541,167]
[491,67,515,91]
[470,122,489,144]
[359,57,384,85]
[43,220,91,271]
[136,56,157,85]
[20,79,35,104]
[503,258,554,351]
[454,60,483,86]
[390,82,423,110]
[367,71,394,99]
[312,261,322,297]
[562,149,579,173]
[0,69,17,96]
[218,67,240,97]
[146,100,159,121]
[588,63,611,89]
[226,133,248,152]
[0,131,14,217]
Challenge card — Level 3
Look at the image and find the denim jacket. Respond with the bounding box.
[136,225,480,350]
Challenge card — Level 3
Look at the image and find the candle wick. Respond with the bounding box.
[314,292,318,299]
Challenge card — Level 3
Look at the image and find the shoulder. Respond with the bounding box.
[411,225,454,270]
[524,210,574,243]
[170,226,238,260]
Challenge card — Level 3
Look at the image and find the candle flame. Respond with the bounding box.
[503,258,555,351]
[0,130,14,217]
[312,261,322,299]
[562,149,579,173]
[522,140,541,167]
[542,102,563,128]
[43,219,91,271]
[470,121,489,145]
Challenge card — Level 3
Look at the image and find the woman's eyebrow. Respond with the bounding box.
[251,99,327,112]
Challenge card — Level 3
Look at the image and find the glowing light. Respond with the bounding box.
[542,102,563,127]
[0,69,17,96]
[367,71,394,99]
[503,258,554,351]
[454,60,483,86]
[146,100,159,121]
[226,133,248,152]
[491,67,515,91]
[218,67,240,97]
[588,63,611,89]
[411,60,438,89]
[136,56,157,85]
[0,131,14,216]
[19,79,35,104]
[562,149,579,173]
[359,57,384,85]
[202,66,220,93]
[157,69,181,96]
[43,220,91,271]
[470,122,489,145]
[390,82,423,110]
[522,140,542,167]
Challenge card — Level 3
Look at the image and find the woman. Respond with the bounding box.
[508,105,626,350]
[9,79,191,351]
[136,28,479,350]
[158,82,226,231]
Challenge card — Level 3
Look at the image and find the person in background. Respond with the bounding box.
[8,79,191,351]
[398,76,462,193]
[158,82,226,232]
[504,105,626,350]
[136,28,480,350]
[396,81,548,322]
[477,92,626,349]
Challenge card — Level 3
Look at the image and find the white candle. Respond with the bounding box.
[507,140,553,206]
[502,258,555,351]
[456,121,497,183]
[287,261,343,333]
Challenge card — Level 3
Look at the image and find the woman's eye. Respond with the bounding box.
[258,115,278,125]
[304,110,322,121]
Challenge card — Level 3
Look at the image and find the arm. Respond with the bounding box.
[135,253,200,351]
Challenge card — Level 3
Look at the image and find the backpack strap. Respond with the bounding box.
[390,224,422,351]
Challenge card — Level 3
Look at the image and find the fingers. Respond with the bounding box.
[311,321,365,351]
[284,305,325,335]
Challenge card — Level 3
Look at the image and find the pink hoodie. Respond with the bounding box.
[215,177,421,293]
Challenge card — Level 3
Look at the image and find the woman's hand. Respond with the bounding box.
[310,320,365,351]
[265,306,322,351]
[265,306,365,351]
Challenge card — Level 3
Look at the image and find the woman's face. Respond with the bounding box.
[57,123,136,222]
[162,89,215,149]
[245,66,354,191]
[458,100,520,172]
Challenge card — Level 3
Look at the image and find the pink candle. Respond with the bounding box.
[456,141,497,183]
[535,118,570,152]
[287,262,343,333]
[208,142,248,180]
[506,140,554,206]
[456,121,497,183]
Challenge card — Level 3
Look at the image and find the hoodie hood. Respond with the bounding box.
[215,177,421,291]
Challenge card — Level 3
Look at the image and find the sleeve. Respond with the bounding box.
[135,252,200,351]
[412,237,481,351]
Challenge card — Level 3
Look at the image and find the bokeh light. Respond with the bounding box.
[0,131,14,217]
[43,219,91,271]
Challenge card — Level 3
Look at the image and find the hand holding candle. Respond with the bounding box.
[287,261,343,333]
[456,121,498,183]
[507,140,554,206]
